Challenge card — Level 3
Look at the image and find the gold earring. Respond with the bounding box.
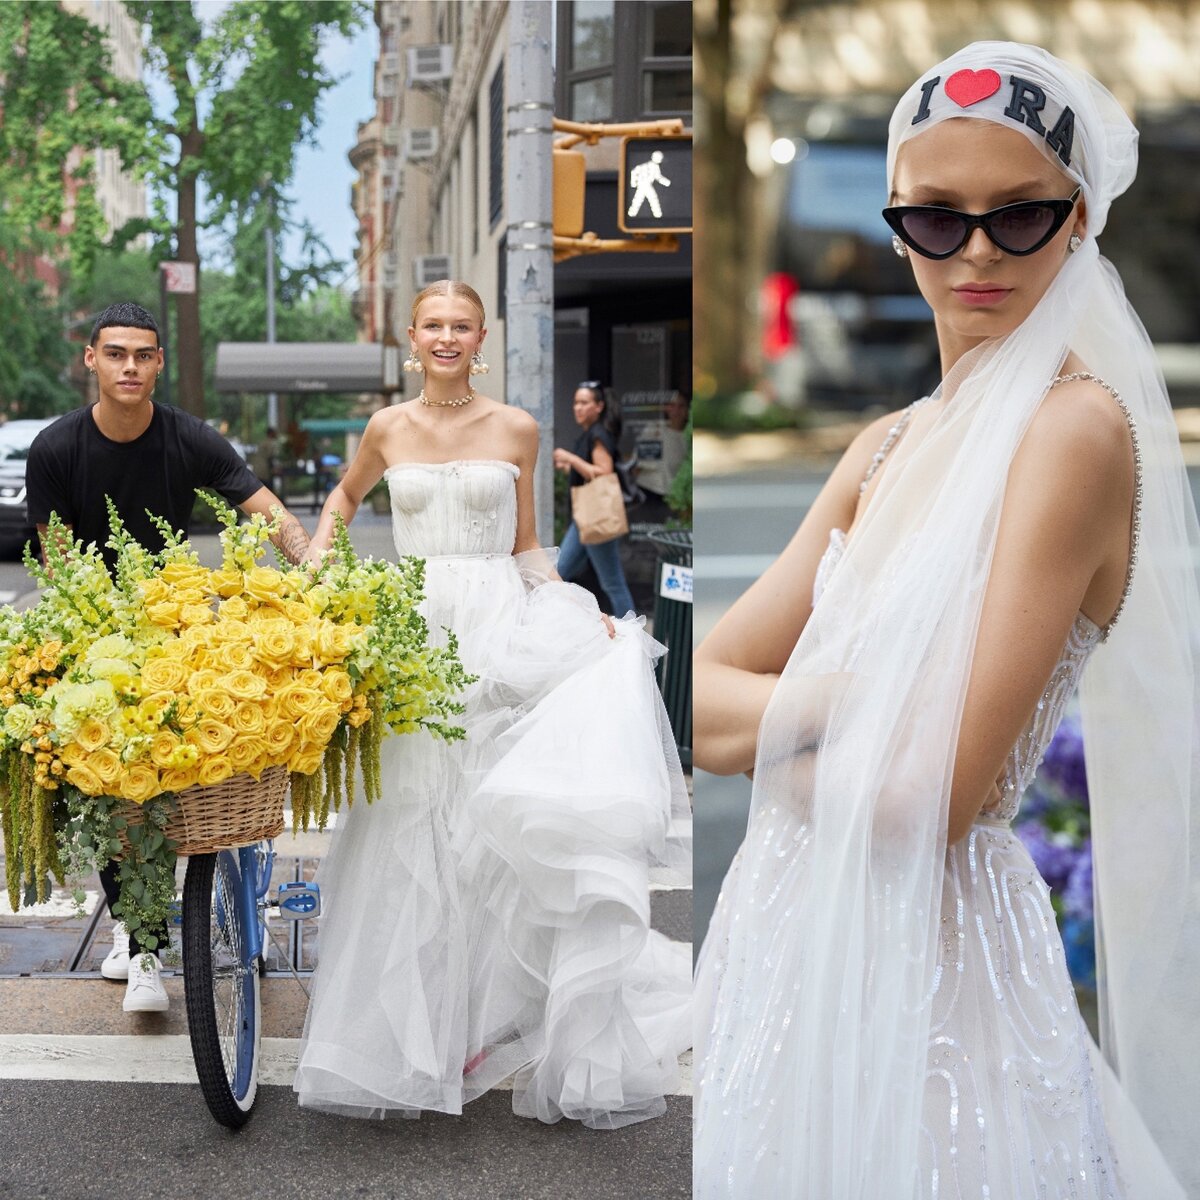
[469,350,489,376]
[403,348,421,372]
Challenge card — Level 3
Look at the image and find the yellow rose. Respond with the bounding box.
[279,685,321,721]
[223,644,255,672]
[225,670,266,701]
[88,748,122,788]
[196,689,236,721]
[197,755,234,787]
[262,666,293,692]
[66,763,103,795]
[243,566,286,603]
[298,705,341,748]
[193,719,234,754]
[141,658,188,694]
[160,562,209,589]
[254,624,295,667]
[159,766,199,793]
[76,717,110,754]
[231,702,265,736]
[59,743,87,768]
[180,603,214,628]
[320,670,353,707]
[138,578,169,606]
[288,748,324,776]
[264,720,295,757]
[227,737,262,772]
[219,590,249,619]
[122,763,161,804]
[209,569,244,598]
[186,668,221,697]
[145,601,182,628]
[148,731,179,768]
[347,706,372,729]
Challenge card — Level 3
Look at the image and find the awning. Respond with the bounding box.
[215,342,401,394]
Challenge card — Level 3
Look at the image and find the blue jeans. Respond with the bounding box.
[558,521,636,617]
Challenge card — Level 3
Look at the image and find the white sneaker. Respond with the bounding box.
[123,952,169,1013]
[100,922,130,981]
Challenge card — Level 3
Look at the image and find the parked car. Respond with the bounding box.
[0,418,62,558]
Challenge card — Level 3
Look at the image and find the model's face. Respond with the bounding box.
[408,296,484,381]
[573,389,603,429]
[84,327,162,407]
[892,120,1086,360]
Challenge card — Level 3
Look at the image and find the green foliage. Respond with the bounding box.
[665,412,693,526]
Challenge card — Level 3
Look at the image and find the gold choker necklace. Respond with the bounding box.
[418,388,475,409]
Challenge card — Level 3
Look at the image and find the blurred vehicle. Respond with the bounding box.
[0,418,62,557]
[775,137,940,410]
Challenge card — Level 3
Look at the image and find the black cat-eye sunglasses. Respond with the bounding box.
[882,187,1082,259]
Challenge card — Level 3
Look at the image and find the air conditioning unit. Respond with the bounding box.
[414,255,452,289]
[382,252,398,288]
[379,74,397,98]
[381,125,401,147]
[404,128,439,160]
[381,52,401,78]
[407,44,453,84]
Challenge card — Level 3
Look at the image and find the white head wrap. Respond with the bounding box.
[696,41,1199,1199]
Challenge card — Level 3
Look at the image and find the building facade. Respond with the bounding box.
[349,0,692,606]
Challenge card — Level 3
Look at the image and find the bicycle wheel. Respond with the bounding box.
[182,850,262,1128]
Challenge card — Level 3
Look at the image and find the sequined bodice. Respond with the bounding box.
[385,460,519,557]
[813,529,1103,822]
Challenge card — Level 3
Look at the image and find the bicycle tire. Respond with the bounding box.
[183,851,262,1129]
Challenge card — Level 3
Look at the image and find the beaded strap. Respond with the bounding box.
[1049,372,1143,639]
[859,399,928,495]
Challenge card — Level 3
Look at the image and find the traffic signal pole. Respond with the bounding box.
[505,1,556,545]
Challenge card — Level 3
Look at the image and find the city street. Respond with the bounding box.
[0,512,693,1200]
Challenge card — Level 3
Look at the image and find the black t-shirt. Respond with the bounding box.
[26,403,262,572]
[569,424,617,488]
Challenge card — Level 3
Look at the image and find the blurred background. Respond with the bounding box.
[692,0,1200,1010]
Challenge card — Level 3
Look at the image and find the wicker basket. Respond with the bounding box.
[119,765,289,857]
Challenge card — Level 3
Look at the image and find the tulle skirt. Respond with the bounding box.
[293,553,692,1128]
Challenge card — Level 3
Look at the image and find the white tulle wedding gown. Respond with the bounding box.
[293,459,691,1128]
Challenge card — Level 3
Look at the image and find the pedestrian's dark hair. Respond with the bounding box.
[577,380,622,441]
[89,302,160,347]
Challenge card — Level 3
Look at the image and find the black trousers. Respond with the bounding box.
[98,859,168,958]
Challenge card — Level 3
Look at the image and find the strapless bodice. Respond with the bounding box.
[813,527,1103,823]
[385,460,519,558]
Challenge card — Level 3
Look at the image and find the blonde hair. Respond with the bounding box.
[410,279,486,327]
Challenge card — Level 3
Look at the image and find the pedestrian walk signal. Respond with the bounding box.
[619,136,692,234]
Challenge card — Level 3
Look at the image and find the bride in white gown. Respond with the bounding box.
[291,280,691,1129]
[693,43,1199,1199]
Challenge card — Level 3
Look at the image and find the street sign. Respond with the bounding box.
[161,261,197,294]
[659,561,693,604]
[619,135,692,235]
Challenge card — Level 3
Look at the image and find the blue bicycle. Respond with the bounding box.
[181,842,319,1128]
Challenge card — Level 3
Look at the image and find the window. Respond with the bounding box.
[556,1,692,123]
[488,63,504,230]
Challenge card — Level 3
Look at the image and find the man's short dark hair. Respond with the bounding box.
[89,302,160,347]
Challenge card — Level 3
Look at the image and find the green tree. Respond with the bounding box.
[0,2,154,414]
[125,0,365,419]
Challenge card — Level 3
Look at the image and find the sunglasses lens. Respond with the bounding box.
[899,210,967,256]
[989,203,1057,252]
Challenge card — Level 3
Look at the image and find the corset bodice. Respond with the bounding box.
[385,460,519,558]
[813,528,1103,823]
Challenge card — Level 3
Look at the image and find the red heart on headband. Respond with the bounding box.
[944,68,1001,107]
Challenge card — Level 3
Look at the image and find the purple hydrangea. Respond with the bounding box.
[1015,820,1081,893]
[1061,843,1093,921]
[1036,712,1090,807]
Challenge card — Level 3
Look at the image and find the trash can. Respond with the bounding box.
[647,528,692,767]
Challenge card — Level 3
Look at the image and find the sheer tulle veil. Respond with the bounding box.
[694,41,1200,1199]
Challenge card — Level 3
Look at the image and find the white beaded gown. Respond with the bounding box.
[695,413,1140,1198]
[294,460,691,1128]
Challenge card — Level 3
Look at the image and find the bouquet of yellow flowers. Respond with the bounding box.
[0,497,470,952]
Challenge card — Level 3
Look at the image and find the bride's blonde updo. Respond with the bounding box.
[410,279,486,327]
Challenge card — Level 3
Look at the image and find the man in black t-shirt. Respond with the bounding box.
[26,301,312,1013]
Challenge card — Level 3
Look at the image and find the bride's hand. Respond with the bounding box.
[601,613,615,639]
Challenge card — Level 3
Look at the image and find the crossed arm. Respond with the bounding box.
[695,381,1135,844]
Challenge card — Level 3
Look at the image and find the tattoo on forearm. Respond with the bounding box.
[271,515,311,566]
